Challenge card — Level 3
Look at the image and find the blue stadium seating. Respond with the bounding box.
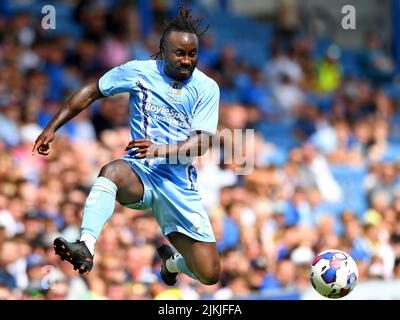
[200,10,274,67]
[255,120,300,157]
[329,165,368,217]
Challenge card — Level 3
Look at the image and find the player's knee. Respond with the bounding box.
[197,261,220,285]
[99,161,128,187]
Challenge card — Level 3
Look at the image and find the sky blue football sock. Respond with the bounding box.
[176,254,200,281]
[81,176,118,240]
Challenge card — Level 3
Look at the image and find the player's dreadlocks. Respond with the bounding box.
[152,4,209,59]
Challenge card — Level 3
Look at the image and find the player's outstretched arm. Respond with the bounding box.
[125,131,211,160]
[32,82,104,156]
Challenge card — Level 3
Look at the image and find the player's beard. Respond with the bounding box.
[173,63,196,80]
[177,66,195,79]
[164,60,196,81]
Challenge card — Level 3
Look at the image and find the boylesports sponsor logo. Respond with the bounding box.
[144,103,191,128]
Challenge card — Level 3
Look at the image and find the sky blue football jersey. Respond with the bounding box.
[98,59,220,187]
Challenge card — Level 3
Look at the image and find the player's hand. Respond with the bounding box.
[125,138,158,159]
[32,130,56,156]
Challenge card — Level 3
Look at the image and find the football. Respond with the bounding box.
[310,249,359,299]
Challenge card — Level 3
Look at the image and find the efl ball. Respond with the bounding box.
[310,249,358,299]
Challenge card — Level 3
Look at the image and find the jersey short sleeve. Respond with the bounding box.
[98,61,138,96]
[190,80,220,136]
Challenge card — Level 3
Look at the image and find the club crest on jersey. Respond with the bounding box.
[168,81,183,96]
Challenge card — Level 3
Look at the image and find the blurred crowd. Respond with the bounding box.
[1,0,400,300]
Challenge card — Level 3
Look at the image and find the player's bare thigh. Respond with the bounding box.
[98,159,144,205]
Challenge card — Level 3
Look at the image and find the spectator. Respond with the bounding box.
[359,33,395,85]
[260,259,296,292]
[313,45,342,93]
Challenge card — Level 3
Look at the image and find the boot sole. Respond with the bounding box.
[53,237,91,274]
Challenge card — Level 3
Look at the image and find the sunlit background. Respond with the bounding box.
[1,0,400,300]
